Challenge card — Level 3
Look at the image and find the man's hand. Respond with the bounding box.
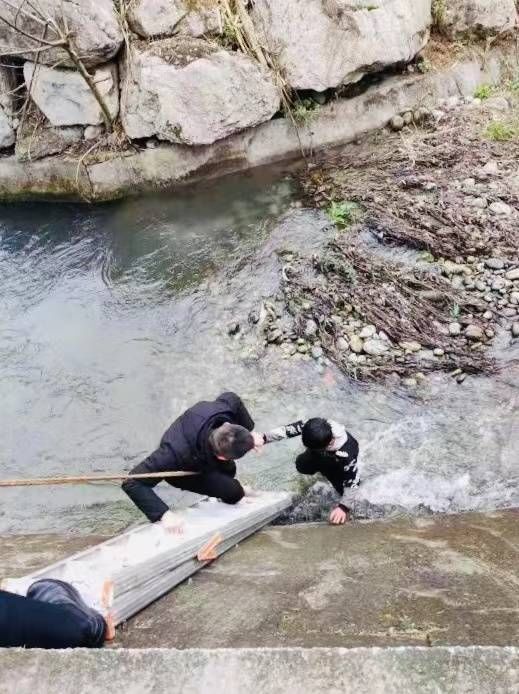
[160,510,185,535]
[329,506,350,525]
[242,484,259,497]
[251,431,265,452]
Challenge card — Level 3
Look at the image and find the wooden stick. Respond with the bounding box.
[0,470,198,487]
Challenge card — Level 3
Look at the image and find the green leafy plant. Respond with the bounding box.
[292,98,320,125]
[417,58,433,74]
[484,120,519,142]
[474,84,493,100]
[327,201,360,229]
[451,302,460,320]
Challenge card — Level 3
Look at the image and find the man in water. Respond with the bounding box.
[122,391,264,532]
[264,417,360,525]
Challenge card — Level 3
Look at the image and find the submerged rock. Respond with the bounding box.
[120,38,280,145]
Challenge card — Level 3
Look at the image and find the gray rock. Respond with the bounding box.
[449,322,462,336]
[311,345,324,359]
[512,323,519,338]
[336,337,349,351]
[510,292,519,305]
[465,324,484,340]
[363,339,389,357]
[0,0,123,68]
[24,62,119,127]
[15,124,83,162]
[251,0,432,91]
[399,340,422,353]
[503,308,518,318]
[433,348,445,357]
[402,111,413,125]
[491,277,506,291]
[485,258,505,270]
[489,201,512,216]
[467,196,487,209]
[84,125,104,141]
[462,177,476,187]
[359,325,377,339]
[482,160,499,175]
[390,115,405,131]
[0,66,15,149]
[484,96,511,112]
[128,0,221,38]
[475,280,487,291]
[297,343,309,354]
[402,377,417,387]
[443,260,466,275]
[120,38,280,145]
[304,319,318,338]
[483,310,493,320]
[349,335,364,354]
[435,0,518,38]
[451,276,464,290]
[505,268,519,281]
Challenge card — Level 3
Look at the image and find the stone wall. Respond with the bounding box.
[0,0,516,196]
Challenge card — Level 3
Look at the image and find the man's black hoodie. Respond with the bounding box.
[122,392,254,522]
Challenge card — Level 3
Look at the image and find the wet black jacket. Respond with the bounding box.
[122,392,254,522]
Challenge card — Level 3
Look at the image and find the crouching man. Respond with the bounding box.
[122,392,264,533]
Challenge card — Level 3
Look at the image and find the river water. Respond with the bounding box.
[1,170,518,534]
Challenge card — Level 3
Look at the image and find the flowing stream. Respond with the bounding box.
[1,169,518,534]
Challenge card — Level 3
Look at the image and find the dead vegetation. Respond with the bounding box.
[277,97,519,381]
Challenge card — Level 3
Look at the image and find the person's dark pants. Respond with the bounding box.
[166,460,245,504]
[295,436,359,495]
[0,580,106,648]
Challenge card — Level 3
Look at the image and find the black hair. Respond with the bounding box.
[302,418,333,451]
[211,423,254,460]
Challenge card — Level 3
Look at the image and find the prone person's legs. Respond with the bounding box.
[0,589,106,648]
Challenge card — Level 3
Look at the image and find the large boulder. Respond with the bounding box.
[0,0,123,68]
[435,0,518,38]
[128,0,221,38]
[250,0,432,91]
[24,62,119,127]
[0,66,16,149]
[120,38,280,145]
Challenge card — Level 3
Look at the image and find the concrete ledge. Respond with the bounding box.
[0,46,512,202]
[1,646,518,694]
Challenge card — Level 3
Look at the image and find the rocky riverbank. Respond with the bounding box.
[0,2,516,199]
[251,89,519,384]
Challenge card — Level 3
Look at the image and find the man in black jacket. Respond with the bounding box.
[122,392,263,532]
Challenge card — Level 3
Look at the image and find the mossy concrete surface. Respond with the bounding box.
[1,646,519,694]
[2,510,519,650]
[116,510,519,649]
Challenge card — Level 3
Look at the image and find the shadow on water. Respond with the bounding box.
[0,168,518,534]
